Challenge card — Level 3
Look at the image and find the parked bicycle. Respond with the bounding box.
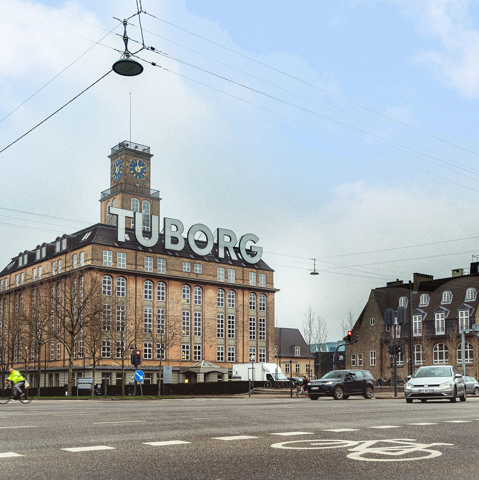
[0,381,32,404]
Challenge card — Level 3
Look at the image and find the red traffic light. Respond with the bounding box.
[346,331,352,343]
[136,350,140,356]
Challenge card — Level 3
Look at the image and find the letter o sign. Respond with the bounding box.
[187,224,214,256]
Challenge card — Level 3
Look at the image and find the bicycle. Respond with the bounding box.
[0,381,32,404]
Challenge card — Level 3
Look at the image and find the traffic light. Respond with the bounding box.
[346,331,352,343]
[400,340,406,355]
[131,349,141,365]
[131,350,137,365]
[390,356,394,367]
[353,331,358,344]
[395,344,401,355]
[388,345,395,355]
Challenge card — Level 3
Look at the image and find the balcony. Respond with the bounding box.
[101,183,160,199]
[111,141,150,154]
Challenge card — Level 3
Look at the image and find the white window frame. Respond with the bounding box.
[194,264,202,274]
[145,256,153,272]
[157,258,166,274]
[249,272,256,286]
[435,312,445,335]
[217,267,225,282]
[182,262,191,272]
[369,350,376,366]
[103,250,112,267]
[228,269,235,283]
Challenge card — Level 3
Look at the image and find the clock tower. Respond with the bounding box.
[100,141,160,229]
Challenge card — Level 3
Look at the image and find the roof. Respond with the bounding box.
[275,327,310,358]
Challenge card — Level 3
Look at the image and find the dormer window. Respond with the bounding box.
[61,237,67,250]
[399,296,408,307]
[55,239,61,252]
[465,288,476,302]
[23,253,28,265]
[419,294,429,307]
[441,291,452,304]
[18,255,22,267]
[41,245,46,258]
[294,346,300,356]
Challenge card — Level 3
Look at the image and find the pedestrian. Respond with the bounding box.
[302,375,309,393]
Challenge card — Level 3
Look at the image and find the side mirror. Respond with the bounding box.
[406,375,411,380]
[455,374,463,379]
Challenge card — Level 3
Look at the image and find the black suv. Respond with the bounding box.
[308,370,375,400]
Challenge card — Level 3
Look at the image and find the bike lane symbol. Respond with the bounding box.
[271,438,454,462]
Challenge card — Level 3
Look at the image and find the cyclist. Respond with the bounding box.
[6,368,25,401]
[302,375,309,395]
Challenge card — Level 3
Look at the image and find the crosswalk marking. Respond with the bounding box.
[408,423,438,426]
[0,452,23,458]
[0,426,35,429]
[271,432,314,436]
[143,441,191,446]
[369,426,401,429]
[323,428,359,432]
[93,421,146,425]
[213,435,258,441]
[62,446,115,452]
[443,420,471,423]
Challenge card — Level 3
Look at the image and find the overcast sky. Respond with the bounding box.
[2,0,479,341]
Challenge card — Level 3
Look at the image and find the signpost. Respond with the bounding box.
[134,370,145,382]
[77,377,93,397]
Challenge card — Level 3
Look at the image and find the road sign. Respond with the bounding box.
[77,377,93,383]
[134,370,145,382]
[163,366,172,384]
[77,378,93,390]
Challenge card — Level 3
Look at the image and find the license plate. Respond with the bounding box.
[310,386,319,390]
[418,389,433,393]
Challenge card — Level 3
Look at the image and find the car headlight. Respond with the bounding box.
[405,381,413,388]
[439,381,453,388]
[325,381,334,384]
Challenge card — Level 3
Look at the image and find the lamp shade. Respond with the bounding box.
[112,58,144,76]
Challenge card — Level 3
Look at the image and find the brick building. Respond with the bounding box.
[346,268,479,380]
[0,141,277,390]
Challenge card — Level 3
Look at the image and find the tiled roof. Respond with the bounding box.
[275,327,310,358]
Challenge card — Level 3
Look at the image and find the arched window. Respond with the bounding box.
[217,289,225,307]
[106,201,111,224]
[131,198,139,228]
[194,286,202,305]
[102,275,112,296]
[116,277,126,297]
[466,288,476,301]
[112,198,117,226]
[433,343,449,364]
[157,282,166,302]
[259,294,266,311]
[142,200,150,231]
[457,342,473,364]
[419,294,429,307]
[249,293,256,311]
[442,291,452,304]
[182,285,191,304]
[144,280,153,300]
[414,344,424,365]
[399,296,408,307]
[227,290,235,309]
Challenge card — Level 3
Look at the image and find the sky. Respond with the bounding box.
[2,0,479,341]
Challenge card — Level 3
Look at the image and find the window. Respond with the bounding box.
[227,346,235,362]
[144,280,153,300]
[227,315,235,338]
[285,362,290,374]
[357,353,363,367]
[106,201,111,224]
[414,344,424,365]
[51,261,56,276]
[32,268,36,282]
[435,312,445,335]
[182,311,190,336]
[413,315,422,336]
[58,259,62,274]
[249,272,256,286]
[259,318,266,341]
[101,341,111,358]
[112,199,117,226]
[217,289,225,307]
[370,318,375,327]
[397,351,403,366]
[294,346,300,356]
[465,288,476,301]
[15,274,18,287]
[249,293,256,310]
[156,343,166,360]
[116,306,125,332]
[72,254,78,269]
[433,343,449,364]
[142,201,150,231]
[103,250,112,266]
[228,269,235,283]
[295,363,300,374]
[50,342,54,360]
[249,317,256,340]
[56,342,61,360]
[350,354,356,367]
[181,344,190,360]
[182,262,191,272]
[131,198,139,228]
[217,267,225,282]
[399,296,408,307]
[370,350,376,366]
[259,294,266,311]
[259,348,266,363]
[157,258,166,274]
[20,273,24,285]
[143,308,153,333]
[80,252,84,267]
[78,340,84,359]
[228,290,236,308]
[217,314,224,338]
[156,309,165,335]
[457,342,473,364]
[419,294,429,306]
[194,286,202,305]
[115,342,125,359]
[217,346,224,362]
[143,342,153,360]
[194,312,202,337]
[102,305,112,331]
[194,264,202,274]
[259,273,266,287]
[102,275,112,296]
[193,345,202,361]
[157,282,166,302]
[442,291,452,304]
[182,285,190,304]
[116,277,126,297]
[145,256,153,272]
[459,310,470,331]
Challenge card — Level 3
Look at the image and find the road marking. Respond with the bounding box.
[0,452,23,458]
[369,426,402,429]
[0,426,35,429]
[271,432,314,436]
[323,428,359,432]
[212,435,258,441]
[62,446,115,452]
[443,420,471,423]
[408,423,438,426]
[93,421,146,425]
[143,441,191,446]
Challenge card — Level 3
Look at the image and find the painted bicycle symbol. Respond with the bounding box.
[271,438,453,462]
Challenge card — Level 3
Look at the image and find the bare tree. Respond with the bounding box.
[340,309,356,337]
[302,306,329,378]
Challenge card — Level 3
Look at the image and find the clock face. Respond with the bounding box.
[112,159,123,181]
[129,158,147,180]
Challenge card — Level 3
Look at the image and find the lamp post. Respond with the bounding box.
[37,340,43,397]
[249,354,255,396]
[43,341,47,397]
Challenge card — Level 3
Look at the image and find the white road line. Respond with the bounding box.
[271,432,314,436]
[323,428,359,432]
[212,435,258,441]
[0,426,35,429]
[62,446,115,452]
[408,423,438,426]
[0,452,23,458]
[443,420,471,423]
[93,421,145,425]
[369,426,402,429]
[143,441,191,446]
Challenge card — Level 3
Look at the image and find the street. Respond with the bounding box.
[0,395,477,479]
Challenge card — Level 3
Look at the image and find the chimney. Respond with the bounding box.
[387,279,403,287]
[471,262,479,275]
[452,268,464,278]
[413,272,434,290]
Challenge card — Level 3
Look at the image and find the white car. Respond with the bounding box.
[404,365,466,403]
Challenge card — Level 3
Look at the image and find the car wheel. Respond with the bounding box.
[406,399,413,403]
[460,391,467,402]
[450,388,457,403]
[309,395,319,400]
[333,386,344,400]
[474,387,479,396]
[342,395,349,400]
[363,386,374,399]
[420,399,427,403]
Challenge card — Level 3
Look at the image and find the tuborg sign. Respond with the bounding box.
[109,207,263,265]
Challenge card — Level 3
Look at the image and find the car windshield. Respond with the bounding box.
[413,367,451,378]
[321,371,346,379]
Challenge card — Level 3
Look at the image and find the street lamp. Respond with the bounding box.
[310,258,319,275]
[37,340,43,397]
[249,354,255,396]
[112,20,143,77]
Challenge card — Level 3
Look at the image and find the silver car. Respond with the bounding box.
[404,365,466,403]
[463,376,479,395]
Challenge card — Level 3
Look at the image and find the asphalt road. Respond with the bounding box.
[0,395,477,479]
